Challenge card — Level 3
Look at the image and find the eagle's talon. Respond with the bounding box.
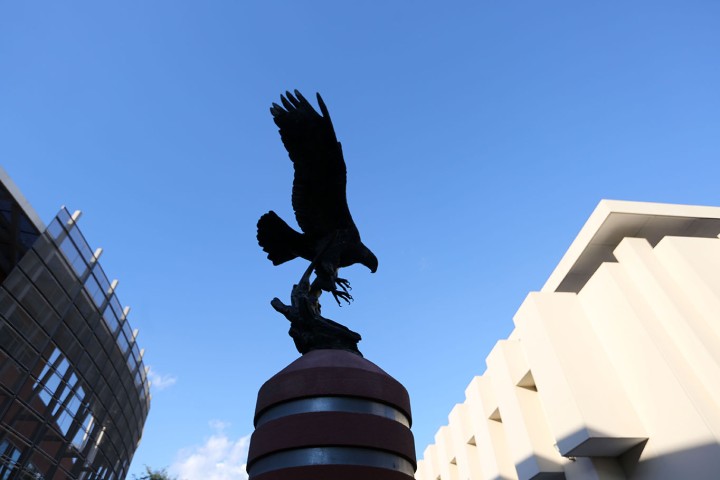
[336,278,352,293]
[332,289,353,306]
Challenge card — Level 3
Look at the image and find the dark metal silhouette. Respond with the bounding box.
[258,91,378,305]
[271,261,362,356]
[258,90,376,355]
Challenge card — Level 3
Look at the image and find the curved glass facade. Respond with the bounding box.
[0,197,150,480]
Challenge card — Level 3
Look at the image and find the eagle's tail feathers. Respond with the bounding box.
[257,211,303,265]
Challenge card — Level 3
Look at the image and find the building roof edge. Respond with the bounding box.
[542,199,720,294]
[0,166,47,232]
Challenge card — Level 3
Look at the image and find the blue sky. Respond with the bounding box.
[1,2,719,478]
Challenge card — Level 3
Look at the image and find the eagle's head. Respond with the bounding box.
[360,244,378,273]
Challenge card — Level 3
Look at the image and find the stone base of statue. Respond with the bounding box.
[246,350,416,479]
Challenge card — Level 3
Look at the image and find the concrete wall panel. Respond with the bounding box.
[514,292,645,457]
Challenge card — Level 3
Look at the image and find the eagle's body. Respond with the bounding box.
[257,91,377,304]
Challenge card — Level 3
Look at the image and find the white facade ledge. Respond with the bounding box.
[543,200,720,293]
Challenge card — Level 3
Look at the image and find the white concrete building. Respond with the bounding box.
[416,200,720,480]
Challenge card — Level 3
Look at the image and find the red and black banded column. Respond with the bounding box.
[247,350,416,480]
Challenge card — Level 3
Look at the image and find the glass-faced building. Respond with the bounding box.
[0,170,150,479]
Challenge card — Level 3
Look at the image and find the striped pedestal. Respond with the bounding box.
[247,350,416,479]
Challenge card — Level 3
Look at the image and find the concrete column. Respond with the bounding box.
[448,403,485,480]
[465,376,517,480]
[486,340,565,479]
[514,292,646,457]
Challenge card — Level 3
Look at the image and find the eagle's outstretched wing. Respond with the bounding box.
[270,90,356,239]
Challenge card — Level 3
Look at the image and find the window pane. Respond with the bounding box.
[103,310,119,335]
[117,333,129,356]
[60,236,87,277]
[44,250,76,292]
[69,226,93,263]
[47,218,64,240]
[84,275,105,308]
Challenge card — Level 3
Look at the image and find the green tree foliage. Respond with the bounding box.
[132,466,177,480]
